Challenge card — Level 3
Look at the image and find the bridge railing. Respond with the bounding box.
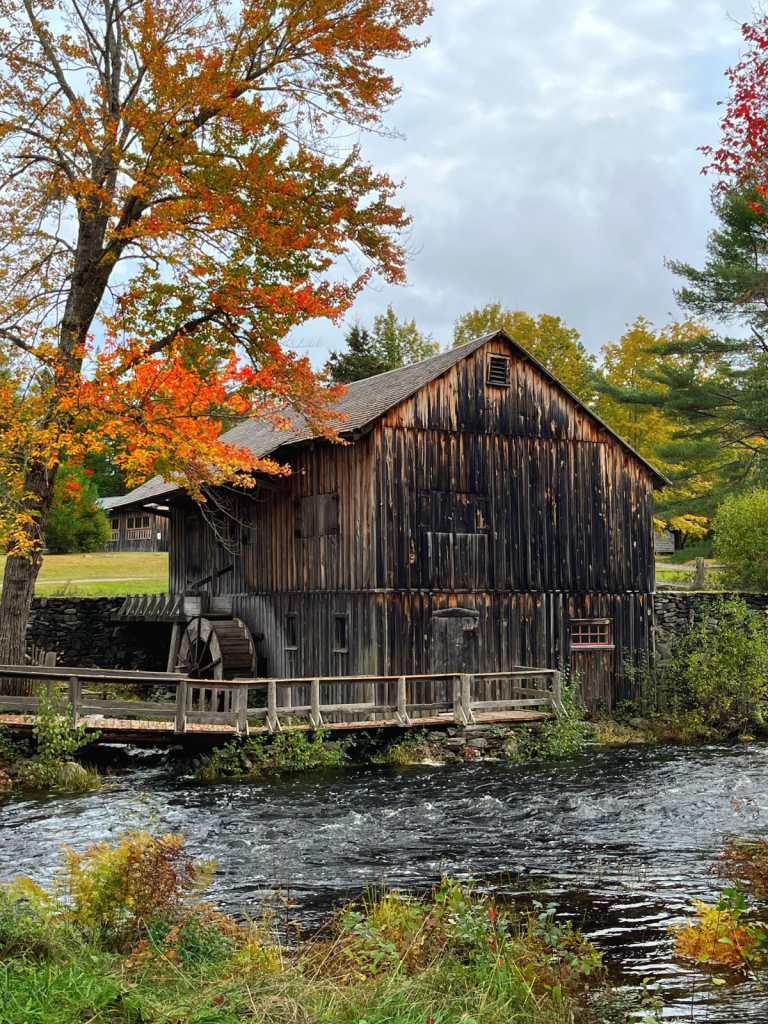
[0,664,561,735]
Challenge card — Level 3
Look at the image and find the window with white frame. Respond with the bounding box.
[570,619,612,648]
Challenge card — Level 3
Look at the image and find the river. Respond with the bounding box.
[2,740,767,1020]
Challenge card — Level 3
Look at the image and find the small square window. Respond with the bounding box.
[127,518,134,529]
[111,519,119,530]
[571,620,612,648]
[284,614,297,650]
[333,614,348,653]
[486,354,511,387]
[143,516,150,528]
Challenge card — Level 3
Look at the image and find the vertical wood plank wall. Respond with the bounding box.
[104,512,169,553]
[167,338,657,707]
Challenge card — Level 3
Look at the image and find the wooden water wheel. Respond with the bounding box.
[175,617,257,679]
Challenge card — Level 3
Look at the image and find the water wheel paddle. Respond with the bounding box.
[175,617,257,679]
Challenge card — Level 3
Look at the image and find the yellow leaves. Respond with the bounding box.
[665,514,710,539]
[672,900,756,967]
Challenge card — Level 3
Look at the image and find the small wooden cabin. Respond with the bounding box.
[111,331,666,707]
[99,497,169,553]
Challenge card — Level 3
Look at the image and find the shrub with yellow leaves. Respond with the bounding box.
[671,887,768,968]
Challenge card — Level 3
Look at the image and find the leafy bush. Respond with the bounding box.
[715,488,768,589]
[195,727,349,781]
[16,694,99,790]
[4,831,215,945]
[657,597,768,733]
[538,674,590,758]
[370,730,429,765]
[45,466,111,554]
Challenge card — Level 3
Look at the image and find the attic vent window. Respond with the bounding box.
[486,355,511,387]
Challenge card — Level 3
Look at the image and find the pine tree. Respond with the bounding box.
[327,307,438,383]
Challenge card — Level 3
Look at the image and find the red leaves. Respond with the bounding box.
[704,14,768,200]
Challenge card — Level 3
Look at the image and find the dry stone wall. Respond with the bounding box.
[654,591,768,651]
[26,597,172,671]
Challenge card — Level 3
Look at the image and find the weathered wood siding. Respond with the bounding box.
[166,338,657,707]
[104,511,169,553]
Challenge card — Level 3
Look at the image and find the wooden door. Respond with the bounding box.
[430,608,480,674]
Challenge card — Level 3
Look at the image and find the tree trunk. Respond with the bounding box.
[0,462,57,693]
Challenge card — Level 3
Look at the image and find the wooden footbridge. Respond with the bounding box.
[0,664,561,745]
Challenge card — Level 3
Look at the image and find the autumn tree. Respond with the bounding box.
[327,304,438,382]
[603,15,768,522]
[452,303,596,403]
[0,0,431,670]
[593,317,721,536]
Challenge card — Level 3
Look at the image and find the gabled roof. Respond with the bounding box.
[104,330,667,510]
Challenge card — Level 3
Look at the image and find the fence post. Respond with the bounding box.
[309,678,323,730]
[68,676,80,727]
[452,675,466,725]
[395,676,411,727]
[267,680,283,734]
[695,556,706,589]
[235,685,249,736]
[461,673,475,725]
[364,680,376,720]
[174,680,188,734]
[551,671,562,714]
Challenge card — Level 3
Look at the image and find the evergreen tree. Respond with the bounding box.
[45,468,111,554]
[327,307,438,383]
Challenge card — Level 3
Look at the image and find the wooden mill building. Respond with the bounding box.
[98,496,169,553]
[110,331,666,707]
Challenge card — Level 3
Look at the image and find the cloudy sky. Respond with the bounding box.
[294,0,755,367]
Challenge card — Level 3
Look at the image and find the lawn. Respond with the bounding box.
[0,552,168,597]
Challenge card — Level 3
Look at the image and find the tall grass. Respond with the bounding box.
[0,832,606,1024]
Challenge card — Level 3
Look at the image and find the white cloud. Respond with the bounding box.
[291,0,755,363]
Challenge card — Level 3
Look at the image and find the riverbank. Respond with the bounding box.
[0,830,605,1024]
[3,741,768,1020]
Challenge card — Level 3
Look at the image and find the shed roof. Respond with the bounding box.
[104,330,667,510]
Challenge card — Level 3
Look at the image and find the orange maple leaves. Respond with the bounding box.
[0,0,431,557]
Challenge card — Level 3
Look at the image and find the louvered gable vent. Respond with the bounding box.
[486,354,511,387]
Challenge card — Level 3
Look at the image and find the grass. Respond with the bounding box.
[0,833,608,1024]
[0,552,168,597]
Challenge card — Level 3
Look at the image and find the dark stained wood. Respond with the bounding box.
[104,510,169,553]
[164,338,658,708]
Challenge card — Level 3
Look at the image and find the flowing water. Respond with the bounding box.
[2,741,768,1020]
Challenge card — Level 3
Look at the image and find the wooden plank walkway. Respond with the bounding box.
[0,707,548,745]
[0,663,559,745]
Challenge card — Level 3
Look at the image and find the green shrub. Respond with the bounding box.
[658,597,768,733]
[538,673,590,758]
[195,727,348,781]
[715,488,768,589]
[45,466,111,554]
[16,694,99,790]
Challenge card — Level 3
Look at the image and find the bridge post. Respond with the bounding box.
[267,680,283,734]
[452,675,464,724]
[551,670,562,714]
[309,678,323,730]
[395,676,411,727]
[462,673,476,725]
[174,680,188,733]
[68,676,80,727]
[234,685,249,736]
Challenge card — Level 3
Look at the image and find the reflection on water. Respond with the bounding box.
[2,741,768,1018]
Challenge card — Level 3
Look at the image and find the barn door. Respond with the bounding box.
[430,608,480,674]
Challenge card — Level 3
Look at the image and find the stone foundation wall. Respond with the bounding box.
[653,590,768,647]
[26,597,172,671]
